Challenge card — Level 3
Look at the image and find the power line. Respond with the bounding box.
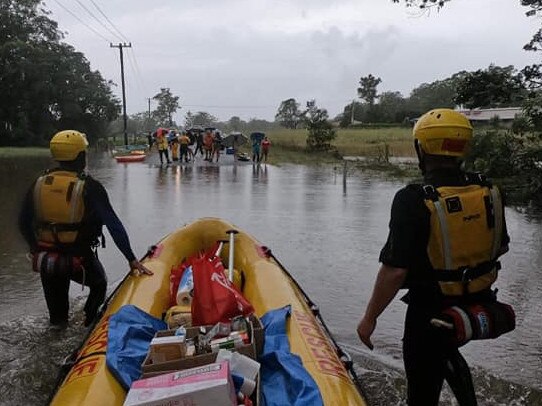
[74,0,124,42]
[126,48,148,94]
[82,1,148,96]
[52,0,110,42]
[125,48,146,95]
[88,0,131,43]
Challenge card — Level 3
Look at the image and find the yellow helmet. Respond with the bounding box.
[413,109,473,157]
[50,130,89,161]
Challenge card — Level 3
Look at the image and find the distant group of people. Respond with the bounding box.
[150,127,271,165]
[150,127,225,165]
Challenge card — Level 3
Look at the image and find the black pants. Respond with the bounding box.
[158,149,170,164]
[40,250,107,325]
[194,143,203,156]
[403,304,477,406]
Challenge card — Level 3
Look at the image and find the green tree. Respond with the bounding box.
[228,116,244,131]
[305,100,336,151]
[408,76,461,112]
[357,74,382,106]
[339,101,364,127]
[153,88,180,126]
[0,0,120,145]
[275,98,302,129]
[454,65,527,109]
[189,111,218,127]
[378,91,409,122]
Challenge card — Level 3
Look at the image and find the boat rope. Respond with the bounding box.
[260,246,368,399]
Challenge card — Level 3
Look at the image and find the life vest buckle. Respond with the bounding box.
[422,184,439,201]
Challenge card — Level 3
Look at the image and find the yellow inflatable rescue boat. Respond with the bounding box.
[49,218,367,405]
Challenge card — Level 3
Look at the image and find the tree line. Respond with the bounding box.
[0,0,120,146]
[274,65,532,129]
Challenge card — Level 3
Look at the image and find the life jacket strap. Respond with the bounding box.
[437,261,501,282]
[422,184,439,201]
[37,222,81,232]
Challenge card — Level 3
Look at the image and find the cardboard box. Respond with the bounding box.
[248,315,264,357]
[148,335,186,364]
[124,361,236,406]
[142,318,261,375]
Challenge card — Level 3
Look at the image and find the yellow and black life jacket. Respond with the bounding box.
[33,170,86,248]
[423,174,504,296]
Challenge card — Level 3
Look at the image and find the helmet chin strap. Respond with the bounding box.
[59,151,87,173]
[414,140,426,175]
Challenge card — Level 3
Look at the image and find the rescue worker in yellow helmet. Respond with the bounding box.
[19,130,152,328]
[357,109,510,405]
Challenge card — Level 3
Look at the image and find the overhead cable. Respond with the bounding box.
[74,0,124,42]
[52,0,111,42]
[88,0,131,43]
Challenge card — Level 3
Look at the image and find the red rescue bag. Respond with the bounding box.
[435,301,515,347]
[191,246,254,326]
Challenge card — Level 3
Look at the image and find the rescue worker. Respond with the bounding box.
[179,131,191,163]
[357,109,510,406]
[203,130,214,161]
[19,130,153,328]
[155,127,171,165]
[170,130,180,161]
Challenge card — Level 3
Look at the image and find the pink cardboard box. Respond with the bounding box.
[123,361,236,406]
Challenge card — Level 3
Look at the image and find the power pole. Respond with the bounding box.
[110,42,131,146]
[147,97,152,132]
[351,99,355,125]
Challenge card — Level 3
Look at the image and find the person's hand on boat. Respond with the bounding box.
[129,259,153,276]
[357,316,376,350]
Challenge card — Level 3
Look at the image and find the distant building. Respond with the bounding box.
[456,107,522,122]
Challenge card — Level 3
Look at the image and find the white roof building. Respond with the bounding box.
[456,107,522,121]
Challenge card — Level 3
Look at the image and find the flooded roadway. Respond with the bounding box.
[0,151,541,405]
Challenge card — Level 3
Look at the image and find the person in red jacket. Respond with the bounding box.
[261,136,271,163]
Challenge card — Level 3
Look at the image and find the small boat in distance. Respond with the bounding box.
[114,154,146,163]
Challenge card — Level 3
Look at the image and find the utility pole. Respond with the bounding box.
[110,42,131,146]
[147,97,152,132]
[351,99,355,126]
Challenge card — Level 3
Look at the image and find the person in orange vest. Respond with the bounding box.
[179,131,191,163]
[154,127,171,165]
[203,130,214,161]
[170,130,180,161]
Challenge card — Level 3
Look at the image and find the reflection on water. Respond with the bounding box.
[0,152,541,405]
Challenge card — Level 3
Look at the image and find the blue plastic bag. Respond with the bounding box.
[259,305,324,406]
[106,305,167,390]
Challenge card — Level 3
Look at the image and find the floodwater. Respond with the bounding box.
[1,151,541,405]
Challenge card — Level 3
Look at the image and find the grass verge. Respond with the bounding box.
[0,147,50,158]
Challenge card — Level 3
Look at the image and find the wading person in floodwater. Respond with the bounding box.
[357,109,511,406]
[261,136,271,163]
[19,130,153,329]
[155,127,171,165]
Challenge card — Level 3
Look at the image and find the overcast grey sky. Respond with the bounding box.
[46,0,540,123]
